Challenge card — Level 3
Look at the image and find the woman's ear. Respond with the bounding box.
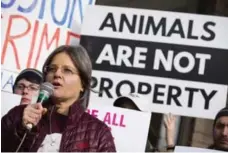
[79,88,85,99]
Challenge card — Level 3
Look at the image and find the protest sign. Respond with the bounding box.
[81,5,228,119]
[87,103,151,152]
[1,0,96,92]
[174,146,226,152]
[1,91,21,116]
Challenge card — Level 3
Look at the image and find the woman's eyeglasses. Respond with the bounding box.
[44,65,79,76]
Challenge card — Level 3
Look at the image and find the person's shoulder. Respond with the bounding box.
[2,104,27,124]
[3,105,26,117]
[81,111,110,130]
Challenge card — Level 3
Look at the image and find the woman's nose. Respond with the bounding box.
[53,68,63,77]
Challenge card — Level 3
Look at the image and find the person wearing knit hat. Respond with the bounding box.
[208,107,228,151]
[13,68,43,105]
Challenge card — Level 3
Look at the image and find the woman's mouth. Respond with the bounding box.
[52,82,62,88]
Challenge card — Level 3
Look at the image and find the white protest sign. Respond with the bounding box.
[174,146,226,152]
[81,5,228,119]
[1,91,21,117]
[87,103,151,152]
[1,68,19,93]
[1,0,96,93]
[89,71,227,119]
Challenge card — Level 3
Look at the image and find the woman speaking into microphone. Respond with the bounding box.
[1,45,116,152]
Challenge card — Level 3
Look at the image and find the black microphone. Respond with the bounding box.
[26,82,54,130]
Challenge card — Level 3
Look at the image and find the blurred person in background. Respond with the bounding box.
[164,107,228,152]
[13,68,43,105]
[209,107,228,151]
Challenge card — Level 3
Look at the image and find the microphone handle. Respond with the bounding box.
[26,123,33,130]
[25,99,44,130]
[25,91,50,130]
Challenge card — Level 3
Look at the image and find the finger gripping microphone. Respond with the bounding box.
[26,82,54,130]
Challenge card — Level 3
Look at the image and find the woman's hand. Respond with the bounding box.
[22,103,47,128]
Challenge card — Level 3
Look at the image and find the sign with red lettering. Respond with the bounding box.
[87,103,151,152]
[1,0,96,92]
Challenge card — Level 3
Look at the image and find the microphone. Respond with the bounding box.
[26,82,54,130]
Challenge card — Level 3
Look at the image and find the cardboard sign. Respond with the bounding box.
[87,103,151,152]
[174,146,226,152]
[81,5,228,119]
[1,0,96,92]
[1,91,21,117]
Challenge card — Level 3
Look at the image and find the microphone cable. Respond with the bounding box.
[15,129,30,152]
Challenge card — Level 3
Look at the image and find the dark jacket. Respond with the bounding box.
[1,100,116,152]
[208,144,228,152]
